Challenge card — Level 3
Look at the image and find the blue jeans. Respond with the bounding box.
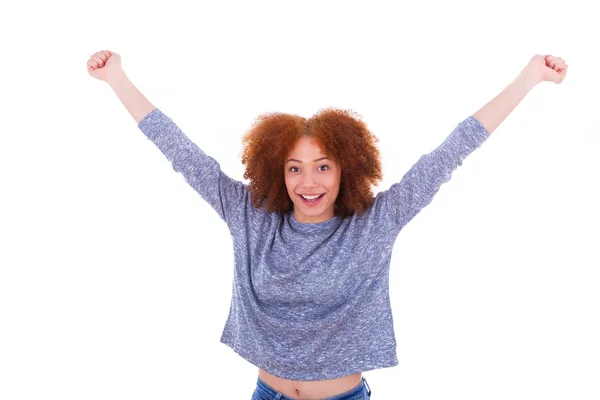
[251,376,372,400]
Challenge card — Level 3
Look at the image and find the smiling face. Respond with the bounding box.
[284,137,342,224]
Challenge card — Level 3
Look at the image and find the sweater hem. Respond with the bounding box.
[220,336,398,381]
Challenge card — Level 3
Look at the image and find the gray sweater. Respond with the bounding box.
[138,108,490,380]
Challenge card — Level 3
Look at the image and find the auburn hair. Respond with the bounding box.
[240,108,383,219]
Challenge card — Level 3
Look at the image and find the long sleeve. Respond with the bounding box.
[137,108,247,226]
[383,115,490,231]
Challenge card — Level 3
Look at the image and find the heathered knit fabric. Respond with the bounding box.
[137,108,490,380]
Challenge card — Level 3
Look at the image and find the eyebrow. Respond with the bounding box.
[286,157,329,164]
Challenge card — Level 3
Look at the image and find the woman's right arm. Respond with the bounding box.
[137,108,248,225]
[87,50,247,226]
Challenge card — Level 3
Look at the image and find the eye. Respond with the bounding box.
[319,164,329,171]
[289,166,299,173]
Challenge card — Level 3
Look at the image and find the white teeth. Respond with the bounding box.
[302,194,322,200]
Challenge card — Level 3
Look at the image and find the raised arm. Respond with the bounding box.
[383,54,568,231]
[473,54,568,134]
[87,50,155,124]
[87,50,247,226]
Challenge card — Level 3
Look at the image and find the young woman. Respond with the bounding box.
[87,50,567,400]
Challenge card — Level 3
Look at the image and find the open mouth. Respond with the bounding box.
[299,193,325,205]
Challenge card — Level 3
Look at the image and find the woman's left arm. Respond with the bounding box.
[381,54,568,232]
[473,54,568,135]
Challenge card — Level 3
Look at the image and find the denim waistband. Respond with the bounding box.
[255,376,371,400]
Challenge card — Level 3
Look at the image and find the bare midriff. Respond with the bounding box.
[258,368,363,399]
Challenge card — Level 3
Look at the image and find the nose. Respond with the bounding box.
[301,171,318,187]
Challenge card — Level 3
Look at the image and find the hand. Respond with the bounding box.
[525,54,568,85]
[87,50,123,82]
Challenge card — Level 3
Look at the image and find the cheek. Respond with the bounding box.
[284,176,296,192]
[328,174,341,189]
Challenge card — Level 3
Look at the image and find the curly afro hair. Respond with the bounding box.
[240,108,383,219]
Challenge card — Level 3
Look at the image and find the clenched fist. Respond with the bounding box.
[87,50,122,82]
[526,54,568,85]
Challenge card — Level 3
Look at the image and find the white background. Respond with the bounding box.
[1,0,599,399]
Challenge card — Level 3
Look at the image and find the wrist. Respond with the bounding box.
[107,69,128,88]
[518,66,541,92]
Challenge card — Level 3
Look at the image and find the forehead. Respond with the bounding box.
[288,137,325,156]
